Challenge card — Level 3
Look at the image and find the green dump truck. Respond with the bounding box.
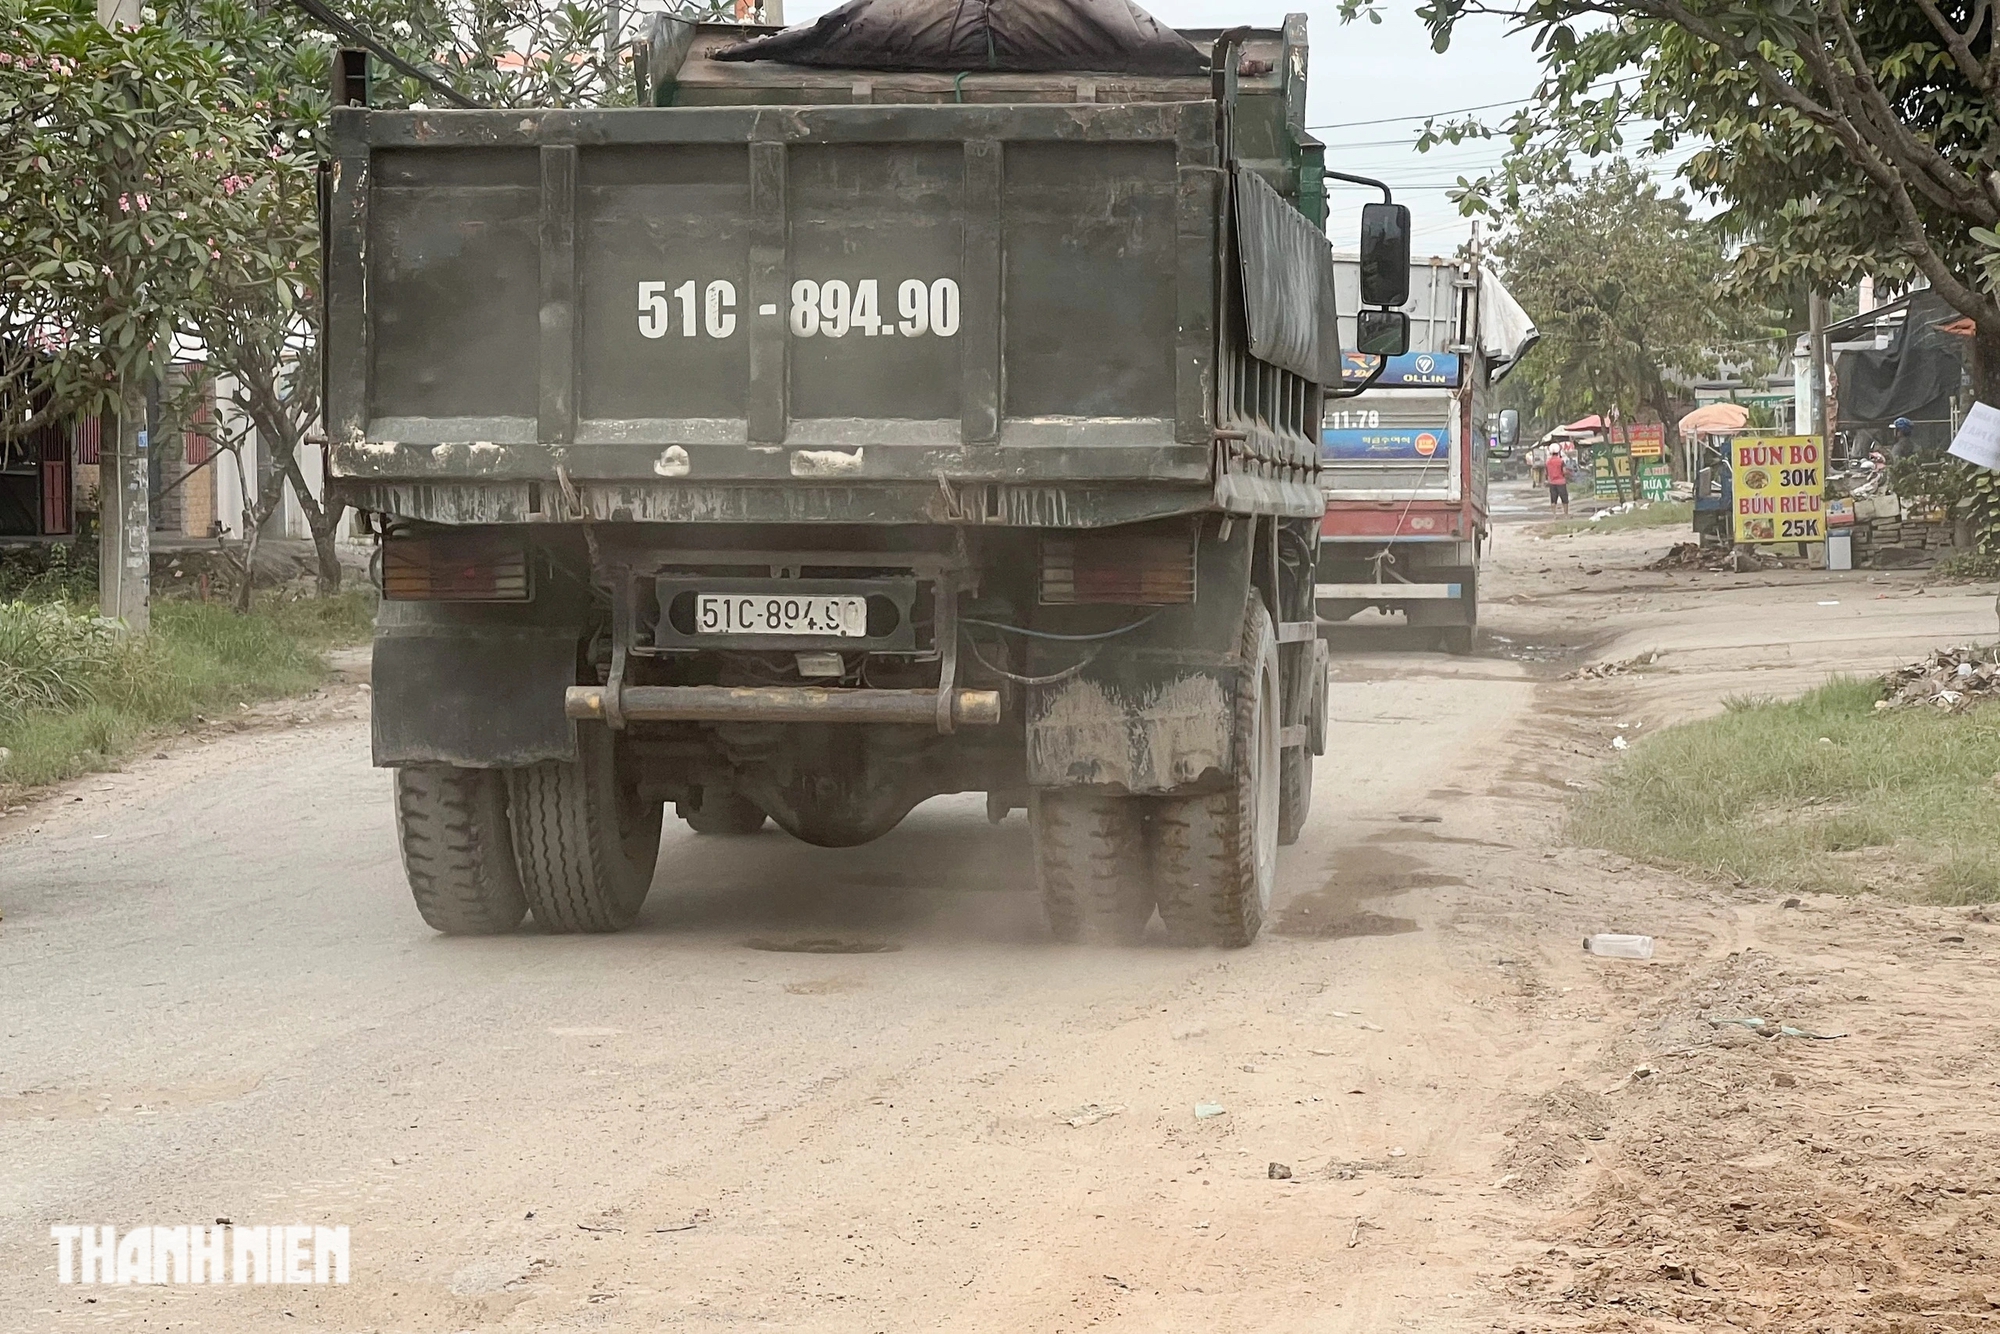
[325,8,1406,946]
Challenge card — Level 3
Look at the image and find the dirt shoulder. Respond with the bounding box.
[0,641,370,836]
[1462,501,2000,1330]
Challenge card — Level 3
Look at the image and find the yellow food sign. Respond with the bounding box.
[1732,435,1824,543]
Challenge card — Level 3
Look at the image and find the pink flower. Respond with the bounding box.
[0,52,15,65]
[117,193,131,211]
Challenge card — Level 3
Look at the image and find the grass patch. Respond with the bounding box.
[1571,677,2000,904]
[0,591,373,792]
[1541,499,1693,536]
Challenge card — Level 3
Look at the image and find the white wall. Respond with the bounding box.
[206,377,340,542]
[210,375,257,539]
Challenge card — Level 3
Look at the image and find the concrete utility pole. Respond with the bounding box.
[99,383,151,633]
[95,0,150,631]
[1808,290,1829,443]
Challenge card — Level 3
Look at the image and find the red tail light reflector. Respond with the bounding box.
[382,533,532,601]
[1039,533,1196,605]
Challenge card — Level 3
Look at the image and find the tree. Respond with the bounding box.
[162,0,340,598]
[0,1,278,442]
[1348,0,2000,403]
[1492,159,1768,447]
[154,0,652,599]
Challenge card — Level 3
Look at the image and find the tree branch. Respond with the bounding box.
[1815,0,1988,217]
[1602,0,2000,324]
[1912,0,1995,100]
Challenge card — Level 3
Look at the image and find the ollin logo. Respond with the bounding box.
[50,1225,350,1285]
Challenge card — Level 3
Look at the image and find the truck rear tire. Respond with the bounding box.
[1032,789,1154,944]
[506,726,662,933]
[1153,592,1281,948]
[394,765,528,935]
[679,790,768,836]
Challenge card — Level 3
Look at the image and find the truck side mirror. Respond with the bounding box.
[1358,202,1411,307]
[1354,308,1409,357]
[1498,408,1520,451]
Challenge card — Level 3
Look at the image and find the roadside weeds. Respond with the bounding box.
[0,591,372,795]
[1569,677,2000,905]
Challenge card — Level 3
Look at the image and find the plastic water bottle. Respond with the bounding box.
[1584,933,1654,959]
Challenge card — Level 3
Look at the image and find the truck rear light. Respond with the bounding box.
[1039,533,1196,605]
[381,533,532,601]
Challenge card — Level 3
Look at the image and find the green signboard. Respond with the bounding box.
[1592,442,1634,498]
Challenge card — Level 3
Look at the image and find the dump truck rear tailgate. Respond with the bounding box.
[326,104,1221,489]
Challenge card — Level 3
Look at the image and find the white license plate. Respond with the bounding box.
[697,593,868,637]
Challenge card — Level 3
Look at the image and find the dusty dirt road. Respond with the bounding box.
[5,479,1998,1332]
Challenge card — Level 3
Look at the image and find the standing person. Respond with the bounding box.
[1545,444,1570,515]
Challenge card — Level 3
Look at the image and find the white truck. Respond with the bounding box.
[1315,246,1535,652]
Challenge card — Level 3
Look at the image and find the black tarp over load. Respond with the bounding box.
[709,0,1208,74]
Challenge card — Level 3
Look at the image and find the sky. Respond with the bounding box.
[772,0,1557,253]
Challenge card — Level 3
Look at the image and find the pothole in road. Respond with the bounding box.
[1368,826,1508,848]
[744,937,904,954]
[1278,848,1446,938]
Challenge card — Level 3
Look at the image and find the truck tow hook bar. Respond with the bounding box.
[564,685,1002,728]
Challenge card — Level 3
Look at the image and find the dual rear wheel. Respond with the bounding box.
[394,725,661,935]
[398,591,1305,946]
[1033,591,1286,949]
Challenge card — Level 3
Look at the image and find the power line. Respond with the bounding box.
[1307,76,1628,132]
[1323,145,1709,191]
[1309,95,1542,131]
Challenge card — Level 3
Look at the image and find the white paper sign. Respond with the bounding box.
[1948,401,2000,470]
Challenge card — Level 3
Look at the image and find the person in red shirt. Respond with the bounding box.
[1545,447,1570,515]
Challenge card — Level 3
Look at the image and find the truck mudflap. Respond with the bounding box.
[1021,616,1318,790]
[1027,667,1235,792]
[371,601,584,767]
